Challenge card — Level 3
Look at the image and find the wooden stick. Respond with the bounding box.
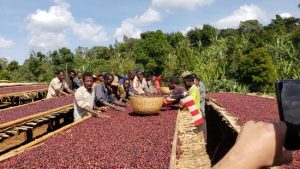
[169,109,180,169]
[0,115,91,162]
[0,104,73,130]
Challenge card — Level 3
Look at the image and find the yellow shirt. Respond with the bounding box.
[188,85,201,110]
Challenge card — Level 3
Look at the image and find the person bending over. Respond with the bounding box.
[163,76,186,106]
[183,74,207,141]
[111,76,129,104]
[66,70,80,91]
[183,74,201,111]
[46,70,74,99]
[94,73,125,111]
[73,72,108,121]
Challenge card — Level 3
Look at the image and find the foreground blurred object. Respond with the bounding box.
[213,121,292,169]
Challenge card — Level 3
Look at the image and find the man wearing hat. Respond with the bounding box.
[132,68,147,95]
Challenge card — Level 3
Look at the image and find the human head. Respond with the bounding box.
[183,74,194,89]
[193,74,200,85]
[135,68,143,78]
[93,75,99,84]
[181,71,191,78]
[77,72,82,79]
[145,74,153,82]
[127,70,135,80]
[138,74,144,82]
[168,76,180,90]
[82,72,94,89]
[103,73,114,86]
[68,70,76,79]
[97,72,103,82]
[56,70,65,81]
[124,79,130,88]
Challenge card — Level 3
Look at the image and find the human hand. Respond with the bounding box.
[98,114,110,118]
[92,113,100,118]
[114,106,125,111]
[214,121,293,169]
[236,121,292,167]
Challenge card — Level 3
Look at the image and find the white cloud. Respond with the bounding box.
[215,4,267,29]
[0,36,14,48]
[114,8,161,41]
[73,18,108,42]
[26,0,107,50]
[280,12,292,18]
[181,25,203,35]
[152,0,215,11]
[28,32,68,49]
[181,26,194,35]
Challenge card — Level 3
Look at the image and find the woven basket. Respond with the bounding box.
[130,96,164,115]
[160,87,172,95]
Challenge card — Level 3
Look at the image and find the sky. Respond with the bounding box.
[0,0,299,64]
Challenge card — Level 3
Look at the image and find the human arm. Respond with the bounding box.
[75,90,108,118]
[63,81,75,94]
[200,82,205,102]
[213,121,292,169]
[101,101,124,111]
[82,106,109,118]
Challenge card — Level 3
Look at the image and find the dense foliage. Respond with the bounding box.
[1,15,299,93]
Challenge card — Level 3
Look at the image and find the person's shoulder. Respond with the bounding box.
[95,82,104,89]
[50,77,59,83]
[75,86,85,93]
[173,87,186,93]
[190,85,199,92]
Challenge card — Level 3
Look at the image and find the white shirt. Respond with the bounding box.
[46,77,69,99]
[133,76,145,94]
[73,86,95,120]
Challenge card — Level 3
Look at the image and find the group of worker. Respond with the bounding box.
[46,69,167,120]
[46,69,294,168]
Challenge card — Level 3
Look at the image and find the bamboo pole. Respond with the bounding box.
[169,110,180,169]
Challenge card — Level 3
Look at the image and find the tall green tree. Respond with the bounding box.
[133,30,171,74]
[238,47,277,92]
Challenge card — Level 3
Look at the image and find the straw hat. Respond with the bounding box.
[181,71,191,78]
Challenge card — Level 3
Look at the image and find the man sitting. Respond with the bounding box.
[94,73,126,111]
[111,76,128,103]
[74,72,108,121]
[132,68,146,95]
[144,74,157,94]
[46,70,74,99]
